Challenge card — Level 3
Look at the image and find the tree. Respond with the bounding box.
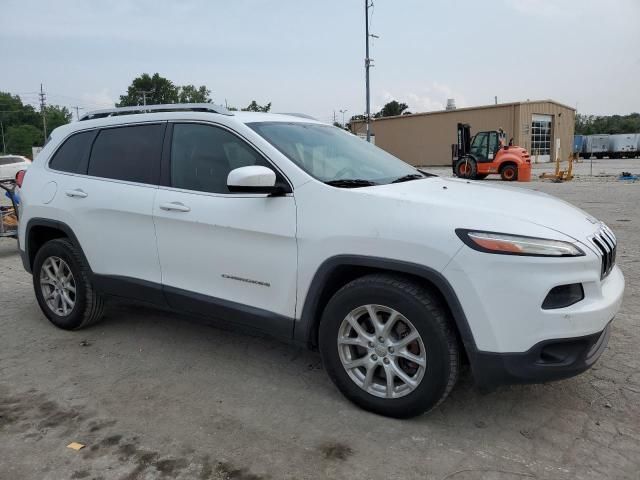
[0,91,72,155]
[118,73,213,106]
[118,73,179,106]
[242,100,271,112]
[45,105,73,132]
[374,100,409,118]
[178,85,212,103]
[575,112,640,135]
[0,92,40,128]
[5,125,42,157]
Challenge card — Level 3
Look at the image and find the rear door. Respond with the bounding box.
[152,122,297,337]
[47,123,166,294]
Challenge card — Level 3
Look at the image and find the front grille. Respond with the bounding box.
[590,225,617,279]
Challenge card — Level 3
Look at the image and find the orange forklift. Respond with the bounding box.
[452,123,531,181]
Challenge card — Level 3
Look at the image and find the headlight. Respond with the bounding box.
[456,229,584,257]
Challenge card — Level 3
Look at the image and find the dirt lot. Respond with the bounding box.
[1,159,639,479]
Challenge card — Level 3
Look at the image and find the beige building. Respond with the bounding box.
[350,100,575,166]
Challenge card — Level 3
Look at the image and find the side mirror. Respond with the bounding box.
[227,166,283,195]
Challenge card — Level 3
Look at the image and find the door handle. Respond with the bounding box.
[65,189,88,198]
[159,202,191,212]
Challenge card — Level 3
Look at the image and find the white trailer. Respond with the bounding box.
[584,135,610,159]
[609,134,638,158]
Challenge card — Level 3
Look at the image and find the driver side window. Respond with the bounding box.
[170,123,273,194]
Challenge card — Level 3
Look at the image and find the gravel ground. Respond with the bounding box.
[1,158,638,479]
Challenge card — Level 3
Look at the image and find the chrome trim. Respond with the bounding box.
[590,225,617,279]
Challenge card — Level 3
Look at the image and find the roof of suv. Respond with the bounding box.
[51,104,323,140]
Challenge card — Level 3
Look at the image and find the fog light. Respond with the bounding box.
[542,283,584,309]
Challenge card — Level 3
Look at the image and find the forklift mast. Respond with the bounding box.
[452,123,471,162]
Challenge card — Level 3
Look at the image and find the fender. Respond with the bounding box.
[22,218,91,274]
[294,255,477,356]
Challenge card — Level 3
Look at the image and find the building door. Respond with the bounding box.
[531,114,552,162]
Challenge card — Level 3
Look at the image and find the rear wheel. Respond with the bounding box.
[319,274,459,418]
[500,164,518,181]
[33,238,105,330]
[454,157,477,179]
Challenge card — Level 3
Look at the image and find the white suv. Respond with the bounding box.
[17,104,624,418]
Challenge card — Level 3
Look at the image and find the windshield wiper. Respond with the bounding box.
[391,173,425,183]
[325,179,379,188]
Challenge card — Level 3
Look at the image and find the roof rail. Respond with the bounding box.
[79,103,233,121]
[277,112,317,120]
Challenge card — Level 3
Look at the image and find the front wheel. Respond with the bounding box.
[454,157,477,179]
[319,274,459,418]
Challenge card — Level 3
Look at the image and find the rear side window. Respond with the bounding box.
[49,131,96,174]
[88,124,165,184]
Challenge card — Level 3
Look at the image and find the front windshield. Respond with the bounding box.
[248,122,422,185]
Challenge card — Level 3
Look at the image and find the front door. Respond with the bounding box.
[153,122,297,338]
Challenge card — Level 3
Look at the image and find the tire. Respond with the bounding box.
[454,157,477,179]
[33,238,105,330]
[318,274,459,418]
[500,164,518,181]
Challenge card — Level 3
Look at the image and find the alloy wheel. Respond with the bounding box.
[337,304,426,399]
[39,256,76,316]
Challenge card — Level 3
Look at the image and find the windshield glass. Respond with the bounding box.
[248,122,421,185]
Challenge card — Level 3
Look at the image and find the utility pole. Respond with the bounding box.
[333,110,337,124]
[39,83,47,141]
[0,121,5,154]
[364,2,379,142]
[72,106,84,121]
[365,0,372,142]
[138,90,153,107]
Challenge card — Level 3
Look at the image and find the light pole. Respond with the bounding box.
[339,109,348,128]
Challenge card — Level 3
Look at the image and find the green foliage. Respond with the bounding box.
[45,105,73,132]
[118,73,179,106]
[5,125,42,157]
[576,113,640,135]
[178,85,212,103]
[241,100,271,112]
[118,73,212,106]
[0,91,72,156]
[374,100,409,118]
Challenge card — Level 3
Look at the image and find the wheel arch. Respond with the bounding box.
[295,255,477,357]
[23,218,90,274]
[498,159,519,171]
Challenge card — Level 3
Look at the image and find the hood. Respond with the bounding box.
[360,177,601,242]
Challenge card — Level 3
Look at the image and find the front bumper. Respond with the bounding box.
[469,321,612,388]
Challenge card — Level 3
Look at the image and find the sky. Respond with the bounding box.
[1,0,638,123]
